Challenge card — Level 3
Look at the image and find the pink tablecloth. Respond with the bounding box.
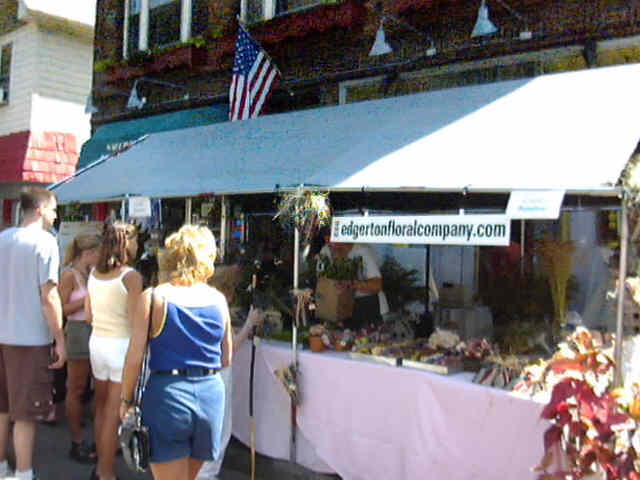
[232,340,548,480]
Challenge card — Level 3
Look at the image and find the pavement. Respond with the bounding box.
[6,407,341,480]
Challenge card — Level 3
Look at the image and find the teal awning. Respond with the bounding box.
[78,105,229,169]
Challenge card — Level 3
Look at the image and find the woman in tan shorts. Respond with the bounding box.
[60,233,101,463]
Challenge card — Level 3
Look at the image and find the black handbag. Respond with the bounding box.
[119,289,154,472]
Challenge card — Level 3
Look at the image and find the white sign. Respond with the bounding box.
[58,221,103,262]
[330,215,510,246]
[128,197,151,218]
[506,190,565,219]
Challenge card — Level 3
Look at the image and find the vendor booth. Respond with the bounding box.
[51,63,640,479]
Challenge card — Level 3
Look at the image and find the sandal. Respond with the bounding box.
[70,441,96,464]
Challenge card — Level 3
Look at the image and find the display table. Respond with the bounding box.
[232,340,547,480]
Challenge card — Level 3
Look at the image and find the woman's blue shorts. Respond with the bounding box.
[142,372,225,463]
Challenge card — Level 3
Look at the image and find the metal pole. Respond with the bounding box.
[220,196,227,263]
[185,198,192,224]
[290,227,299,463]
[614,200,628,387]
[520,219,525,276]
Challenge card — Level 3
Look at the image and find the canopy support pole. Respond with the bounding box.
[220,196,228,262]
[520,220,525,276]
[185,198,192,224]
[614,198,628,387]
[290,227,299,463]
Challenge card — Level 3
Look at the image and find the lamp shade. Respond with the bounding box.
[369,24,393,56]
[126,84,146,109]
[471,0,498,37]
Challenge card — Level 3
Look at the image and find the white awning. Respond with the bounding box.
[53,63,640,203]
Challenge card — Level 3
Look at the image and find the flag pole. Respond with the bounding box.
[234,17,294,97]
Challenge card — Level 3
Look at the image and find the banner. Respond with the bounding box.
[330,215,510,246]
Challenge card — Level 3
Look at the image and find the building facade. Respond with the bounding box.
[0,0,95,226]
[91,0,640,126]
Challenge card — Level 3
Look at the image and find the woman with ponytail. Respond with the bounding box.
[59,234,101,463]
[86,221,142,480]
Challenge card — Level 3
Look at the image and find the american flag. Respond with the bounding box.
[229,26,280,121]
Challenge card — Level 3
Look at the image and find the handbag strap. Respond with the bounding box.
[133,287,154,408]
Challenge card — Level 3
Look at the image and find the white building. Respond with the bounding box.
[0,0,95,226]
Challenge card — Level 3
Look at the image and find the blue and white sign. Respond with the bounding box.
[506,190,565,220]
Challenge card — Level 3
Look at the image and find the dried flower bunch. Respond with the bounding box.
[537,236,576,332]
[274,189,331,244]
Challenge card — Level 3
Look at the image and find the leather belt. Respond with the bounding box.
[152,367,219,377]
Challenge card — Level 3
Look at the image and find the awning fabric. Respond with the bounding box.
[54,63,640,203]
[77,105,229,169]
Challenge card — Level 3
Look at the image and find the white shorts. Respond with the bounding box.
[89,334,130,383]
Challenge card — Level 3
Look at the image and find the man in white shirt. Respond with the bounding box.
[0,187,66,480]
[318,241,389,329]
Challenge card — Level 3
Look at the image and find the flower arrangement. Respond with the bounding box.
[531,328,640,479]
[274,189,331,244]
[537,236,576,335]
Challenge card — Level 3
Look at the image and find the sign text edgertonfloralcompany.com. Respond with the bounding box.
[330,215,511,246]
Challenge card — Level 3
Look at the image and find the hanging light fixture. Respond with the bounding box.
[369,19,393,56]
[126,77,190,110]
[471,0,498,37]
[127,80,147,109]
[84,95,98,114]
[369,15,437,57]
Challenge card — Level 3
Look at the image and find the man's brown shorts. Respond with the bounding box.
[0,344,53,421]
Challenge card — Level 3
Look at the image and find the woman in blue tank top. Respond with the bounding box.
[120,225,233,480]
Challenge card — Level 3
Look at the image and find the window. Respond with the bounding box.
[242,0,327,23]
[124,0,207,58]
[0,43,11,104]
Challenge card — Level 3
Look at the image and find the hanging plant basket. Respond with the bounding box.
[274,188,331,244]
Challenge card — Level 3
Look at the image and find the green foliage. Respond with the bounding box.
[93,58,118,73]
[379,256,422,313]
[273,189,330,244]
[317,255,362,281]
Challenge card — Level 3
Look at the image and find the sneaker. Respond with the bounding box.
[69,441,96,464]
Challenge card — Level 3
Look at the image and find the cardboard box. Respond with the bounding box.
[439,283,473,307]
[315,277,354,323]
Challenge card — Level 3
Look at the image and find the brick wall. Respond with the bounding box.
[91,0,640,122]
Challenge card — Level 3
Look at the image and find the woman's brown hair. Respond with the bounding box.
[95,221,137,273]
[63,234,102,266]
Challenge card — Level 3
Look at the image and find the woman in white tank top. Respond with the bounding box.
[86,221,142,480]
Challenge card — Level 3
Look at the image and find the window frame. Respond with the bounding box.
[0,43,11,104]
[123,0,193,58]
[240,0,328,24]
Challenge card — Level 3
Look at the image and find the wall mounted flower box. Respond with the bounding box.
[105,65,145,83]
[149,45,207,73]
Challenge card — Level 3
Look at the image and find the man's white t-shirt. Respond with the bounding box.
[0,225,59,345]
[318,244,389,316]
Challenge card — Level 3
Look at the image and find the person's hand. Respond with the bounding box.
[48,341,66,369]
[119,402,135,422]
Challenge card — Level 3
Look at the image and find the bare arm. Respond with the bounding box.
[352,277,382,295]
[41,281,66,368]
[232,306,263,353]
[221,310,233,367]
[59,270,84,317]
[123,270,144,331]
[84,293,92,324]
[120,288,151,420]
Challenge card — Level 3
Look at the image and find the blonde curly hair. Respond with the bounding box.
[160,225,217,286]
